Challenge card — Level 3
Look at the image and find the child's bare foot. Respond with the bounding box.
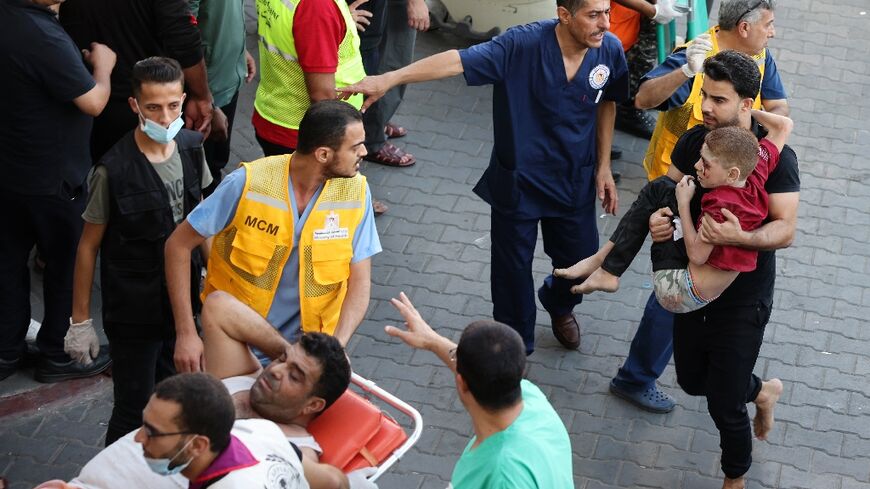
[722,476,745,489]
[753,378,783,441]
[554,254,603,280]
[571,267,619,294]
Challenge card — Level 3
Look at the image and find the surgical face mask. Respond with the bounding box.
[136,102,184,144]
[144,436,196,476]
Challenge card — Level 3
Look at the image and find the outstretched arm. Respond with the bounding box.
[337,50,464,111]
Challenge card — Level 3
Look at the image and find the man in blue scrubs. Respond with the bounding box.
[340,0,628,353]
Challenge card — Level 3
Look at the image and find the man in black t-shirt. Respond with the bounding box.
[59,0,222,163]
[652,53,799,489]
[0,0,116,382]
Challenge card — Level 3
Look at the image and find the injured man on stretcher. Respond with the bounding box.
[56,291,375,489]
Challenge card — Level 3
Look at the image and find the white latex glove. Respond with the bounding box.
[65,318,99,365]
[681,33,713,78]
[347,467,379,489]
[653,0,684,24]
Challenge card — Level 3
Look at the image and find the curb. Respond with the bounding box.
[0,372,112,420]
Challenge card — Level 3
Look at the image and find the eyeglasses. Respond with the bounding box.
[735,0,765,26]
[141,422,192,439]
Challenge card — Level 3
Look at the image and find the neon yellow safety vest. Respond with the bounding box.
[254,0,365,130]
[643,26,766,181]
[203,154,367,334]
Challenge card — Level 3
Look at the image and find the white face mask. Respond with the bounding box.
[143,436,195,476]
[135,101,183,144]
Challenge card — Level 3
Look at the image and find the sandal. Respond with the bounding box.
[372,199,389,216]
[384,122,407,139]
[364,143,416,167]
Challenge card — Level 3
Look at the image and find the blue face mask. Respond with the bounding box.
[144,436,195,476]
[136,102,184,144]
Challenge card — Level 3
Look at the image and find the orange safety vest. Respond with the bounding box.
[203,154,367,334]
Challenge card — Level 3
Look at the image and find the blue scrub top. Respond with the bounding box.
[459,20,629,219]
[642,48,787,112]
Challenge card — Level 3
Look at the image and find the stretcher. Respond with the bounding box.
[35,372,423,487]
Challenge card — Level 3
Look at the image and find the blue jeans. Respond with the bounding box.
[612,291,674,392]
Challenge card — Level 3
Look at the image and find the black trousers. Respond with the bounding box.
[601,176,686,277]
[673,302,770,479]
[203,92,240,197]
[105,335,176,445]
[0,190,86,362]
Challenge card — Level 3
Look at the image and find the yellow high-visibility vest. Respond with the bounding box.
[203,154,367,334]
[254,0,365,130]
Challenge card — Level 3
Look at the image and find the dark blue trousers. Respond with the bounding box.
[490,207,598,354]
[612,292,674,392]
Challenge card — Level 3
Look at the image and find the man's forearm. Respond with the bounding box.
[182,59,213,102]
[71,246,98,323]
[386,50,464,87]
[333,260,371,345]
[740,218,796,251]
[165,236,197,336]
[596,101,616,172]
[635,68,689,110]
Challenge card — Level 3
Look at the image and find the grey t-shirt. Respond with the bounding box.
[84,146,212,225]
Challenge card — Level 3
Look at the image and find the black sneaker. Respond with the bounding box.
[0,357,20,382]
[34,347,112,383]
[615,107,657,140]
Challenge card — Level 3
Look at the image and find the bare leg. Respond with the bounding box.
[571,267,620,294]
[554,241,614,280]
[200,290,288,379]
[753,378,783,440]
[722,476,745,489]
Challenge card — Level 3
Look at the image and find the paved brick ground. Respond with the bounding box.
[3,1,870,488]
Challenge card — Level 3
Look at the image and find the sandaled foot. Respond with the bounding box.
[364,142,416,167]
[372,199,389,216]
[753,378,783,440]
[384,122,408,139]
[554,254,604,280]
[571,267,619,294]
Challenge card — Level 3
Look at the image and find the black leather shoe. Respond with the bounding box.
[550,313,581,350]
[0,357,20,382]
[615,107,656,139]
[34,347,111,383]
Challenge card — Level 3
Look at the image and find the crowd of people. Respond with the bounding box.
[0,0,797,487]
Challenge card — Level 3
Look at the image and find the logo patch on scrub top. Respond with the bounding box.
[588,64,610,90]
[313,211,349,240]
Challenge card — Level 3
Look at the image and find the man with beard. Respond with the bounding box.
[647,50,796,489]
[609,0,789,415]
[165,100,381,372]
[340,0,628,355]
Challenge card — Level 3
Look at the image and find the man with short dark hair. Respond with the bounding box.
[645,50,795,489]
[64,372,353,489]
[165,100,381,373]
[200,289,352,461]
[385,293,573,488]
[0,0,115,383]
[341,0,629,355]
[72,56,213,445]
[611,0,790,412]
